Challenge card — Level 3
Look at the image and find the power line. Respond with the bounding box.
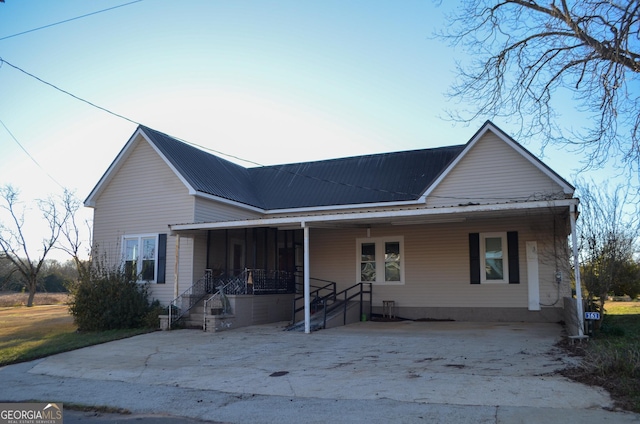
[0,118,65,189]
[0,0,144,42]
[0,59,553,202]
[0,58,141,126]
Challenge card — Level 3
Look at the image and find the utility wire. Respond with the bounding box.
[0,118,65,189]
[0,0,144,42]
[0,60,559,202]
[0,58,140,126]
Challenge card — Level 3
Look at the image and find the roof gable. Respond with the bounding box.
[423,121,574,207]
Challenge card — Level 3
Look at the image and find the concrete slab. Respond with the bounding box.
[1,321,638,423]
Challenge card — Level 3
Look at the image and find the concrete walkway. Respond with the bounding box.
[1,321,639,423]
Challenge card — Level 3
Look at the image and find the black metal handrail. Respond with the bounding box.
[291,277,337,324]
[291,279,372,330]
[322,282,372,329]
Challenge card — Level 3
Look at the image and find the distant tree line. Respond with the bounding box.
[0,256,79,293]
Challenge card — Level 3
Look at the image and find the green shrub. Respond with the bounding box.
[68,264,153,331]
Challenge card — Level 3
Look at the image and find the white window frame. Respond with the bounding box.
[356,236,405,285]
[480,232,509,284]
[122,234,159,283]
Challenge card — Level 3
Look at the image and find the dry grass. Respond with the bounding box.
[0,304,76,364]
[0,291,70,307]
[605,301,640,316]
[0,294,151,366]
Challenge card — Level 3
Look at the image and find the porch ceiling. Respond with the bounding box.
[169,198,577,234]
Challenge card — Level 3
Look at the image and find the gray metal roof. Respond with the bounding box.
[140,126,464,210]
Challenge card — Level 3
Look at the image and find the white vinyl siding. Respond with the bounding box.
[309,215,569,309]
[427,132,566,208]
[91,137,196,304]
[194,197,262,222]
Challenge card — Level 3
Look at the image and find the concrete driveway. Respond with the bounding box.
[1,321,638,423]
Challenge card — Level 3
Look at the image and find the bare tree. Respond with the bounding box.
[440,1,640,174]
[0,185,71,306]
[56,190,92,282]
[577,180,639,317]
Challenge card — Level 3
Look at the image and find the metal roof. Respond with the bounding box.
[141,126,465,210]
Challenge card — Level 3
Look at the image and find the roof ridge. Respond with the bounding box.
[249,144,466,170]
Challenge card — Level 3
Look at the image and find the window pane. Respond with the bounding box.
[361,263,376,281]
[142,238,155,260]
[141,238,156,281]
[385,242,400,261]
[125,239,138,261]
[485,237,503,280]
[361,243,375,261]
[361,243,376,281]
[125,260,137,281]
[124,239,138,281]
[385,261,400,281]
[385,242,401,281]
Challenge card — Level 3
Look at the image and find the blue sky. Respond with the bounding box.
[0,0,612,259]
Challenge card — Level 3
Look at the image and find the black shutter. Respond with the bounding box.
[469,233,480,284]
[157,233,167,284]
[507,231,519,284]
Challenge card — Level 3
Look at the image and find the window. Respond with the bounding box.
[469,232,519,284]
[123,235,157,282]
[357,237,404,284]
[480,233,508,283]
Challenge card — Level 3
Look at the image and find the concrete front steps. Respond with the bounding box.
[161,293,295,333]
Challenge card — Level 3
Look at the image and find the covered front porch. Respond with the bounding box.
[168,198,585,334]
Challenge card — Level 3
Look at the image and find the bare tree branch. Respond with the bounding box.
[439,0,640,179]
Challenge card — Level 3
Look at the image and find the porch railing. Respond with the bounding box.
[169,269,214,327]
[169,268,296,328]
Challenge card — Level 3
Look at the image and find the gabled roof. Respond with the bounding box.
[85,121,574,211]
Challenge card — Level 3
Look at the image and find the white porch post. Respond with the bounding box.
[174,234,180,300]
[302,222,311,334]
[570,203,585,336]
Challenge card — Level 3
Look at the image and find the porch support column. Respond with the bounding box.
[174,234,180,300]
[302,222,311,334]
[570,203,584,336]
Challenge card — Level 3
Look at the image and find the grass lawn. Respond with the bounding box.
[0,301,152,366]
[562,301,640,412]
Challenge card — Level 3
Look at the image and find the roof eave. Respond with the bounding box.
[170,198,579,232]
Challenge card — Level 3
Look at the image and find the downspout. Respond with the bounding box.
[569,203,585,336]
[302,222,311,334]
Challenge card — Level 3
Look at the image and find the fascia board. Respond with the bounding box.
[169,198,579,231]
[264,198,426,215]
